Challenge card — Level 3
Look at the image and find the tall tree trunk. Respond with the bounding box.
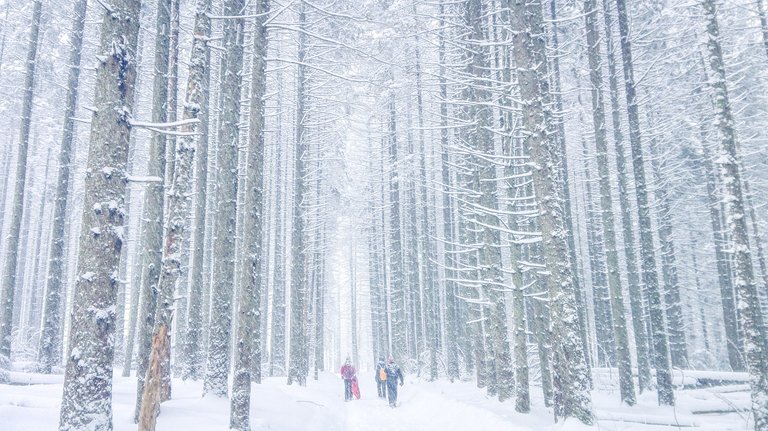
[37,0,88,375]
[404,100,421,364]
[462,0,513,402]
[137,3,214,430]
[582,143,614,367]
[368,194,386,363]
[549,0,592,369]
[120,31,147,376]
[385,71,407,367]
[437,0,460,383]
[203,0,245,397]
[409,0,438,377]
[502,87,531,411]
[58,0,141,427]
[180,0,212,382]
[0,0,43,367]
[134,0,172,418]
[230,1,269,426]
[505,0,593,423]
[701,1,768,428]
[602,0,652,392]
[288,0,309,387]
[584,0,635,404]
[270,115,286,378]
[614,0,674,406]
[166,0,185,380]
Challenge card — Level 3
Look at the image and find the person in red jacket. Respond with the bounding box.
[340,357,357,401]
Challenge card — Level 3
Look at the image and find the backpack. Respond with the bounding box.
[379,367,387,381]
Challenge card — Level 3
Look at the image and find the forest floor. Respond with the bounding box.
[0,362,754,430]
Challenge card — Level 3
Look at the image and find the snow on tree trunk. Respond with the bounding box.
[137,2,212,429]
[701,1,768,428]
[269,110,286,378]
[134,0,172,418]
[120,31,147,377]
[58,0,142,427]
[403,99,421,363]
[437,0,460,383]
[368,195,387,364]
[385,71,407,368]
[37,0,87,375]
[462,0,513,402]
[0,0,42,370]
[230,0,269,427]
[582,143,614,367]
[505,0,593,423]
[413,44,439,382]
[180,0,212,382]
[501,78,530,411]
[601,0,652,392]
[288,0,309,387]
[166,0,185,382]
[583,0,635,405]
[614,0,674,406]
[203,0,245,397]
[548,1,592,370]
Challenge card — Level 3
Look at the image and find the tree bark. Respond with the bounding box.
[58,0,141,427]
[584,0,635,404]
[614,0,674,406]
[180,0,212,382]
[134,0,172,418]
[602,0,652,392]
[230,0,269,427]
[137,1,214,428]
[701,1,768,428]
[288,0,309,387]
[203,0,245,397]
[505,0,593,423]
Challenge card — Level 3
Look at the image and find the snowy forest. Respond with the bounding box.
[0,0,768,429]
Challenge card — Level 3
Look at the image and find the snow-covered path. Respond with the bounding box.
[0,368,754,430]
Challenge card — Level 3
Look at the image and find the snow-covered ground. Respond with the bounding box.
[0,366,754,430]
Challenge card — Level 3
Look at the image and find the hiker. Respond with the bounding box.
[385,356,404,407]
[374,357,387,398]
[340,357,357,401]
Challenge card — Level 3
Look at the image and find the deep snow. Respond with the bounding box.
[0,366,754,430]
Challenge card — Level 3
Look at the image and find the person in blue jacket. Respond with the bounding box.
[384,356,404,407]
[374,357,387,398]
